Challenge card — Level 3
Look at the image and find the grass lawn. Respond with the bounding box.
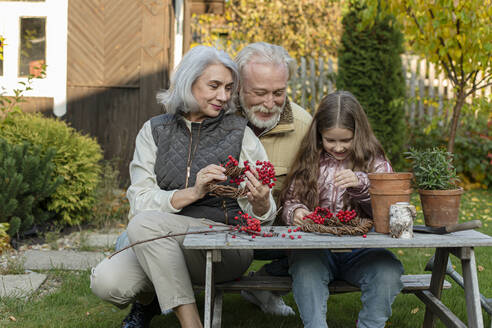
[1,189,491,327]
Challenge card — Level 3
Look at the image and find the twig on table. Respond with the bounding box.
[108,227,231,259]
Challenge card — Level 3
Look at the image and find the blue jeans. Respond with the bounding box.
[289,248,403,328]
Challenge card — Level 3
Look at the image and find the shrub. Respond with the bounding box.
[336,3,407,170]
[0,112,103,226]
[90,160,129,229]
[0,223,11,254]
[407,99,491,189]
[0,138,63,236]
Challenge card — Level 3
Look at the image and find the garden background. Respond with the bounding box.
[1,0,491,327]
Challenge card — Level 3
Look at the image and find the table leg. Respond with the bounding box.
[204,250,213,328]
[423,247,449,328]
[460,247,484,328]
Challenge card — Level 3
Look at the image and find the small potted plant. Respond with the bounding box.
[405,147,463,227]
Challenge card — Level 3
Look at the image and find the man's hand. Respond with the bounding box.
[245,169,270,216]
[334,169,360,189]
[293,208,310,226]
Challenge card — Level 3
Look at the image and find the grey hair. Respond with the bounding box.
[234,42,296,81]
[156,45,239,114]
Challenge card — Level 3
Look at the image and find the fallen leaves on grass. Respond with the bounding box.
[9,316,17,321]
[411,307,420,314]
[478,265,485,272]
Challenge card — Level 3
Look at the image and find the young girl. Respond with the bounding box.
[280,91,404,328]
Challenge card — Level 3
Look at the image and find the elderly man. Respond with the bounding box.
[234,42,312,315]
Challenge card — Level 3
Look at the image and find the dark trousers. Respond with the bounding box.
[253,249,290,276]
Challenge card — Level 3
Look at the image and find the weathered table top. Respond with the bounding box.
[183,226,492,250]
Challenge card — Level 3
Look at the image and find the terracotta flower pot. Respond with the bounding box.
[369,188,412,234]
[367,172,414,234]
[367,172,413,192]
[419,188,463,227]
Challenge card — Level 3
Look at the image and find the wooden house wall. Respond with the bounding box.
[64,0,174,183]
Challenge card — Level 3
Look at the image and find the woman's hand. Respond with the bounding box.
[192,164,227,199]
[245,169,270,216]
[293,208,310,226]
[334,169,360,189]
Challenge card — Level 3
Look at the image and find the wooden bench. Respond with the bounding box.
[194,273,452,328]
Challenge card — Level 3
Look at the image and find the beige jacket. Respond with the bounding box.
[237,99,312,200]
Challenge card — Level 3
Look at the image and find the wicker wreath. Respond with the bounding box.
[300,217,373,236]
[205,165,248,198]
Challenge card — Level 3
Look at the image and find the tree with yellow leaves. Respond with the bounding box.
[358,0,491,153]
[193,0,342,60]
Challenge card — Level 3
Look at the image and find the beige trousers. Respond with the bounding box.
[90,211,253,312]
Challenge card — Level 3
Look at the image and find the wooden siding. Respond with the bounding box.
[190,0,224,14]
[6,96,54,115]
[65,0,173,182]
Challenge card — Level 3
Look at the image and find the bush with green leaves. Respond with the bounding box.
[336,3,407,170]
[90,160,130,229]
[405,147,459,190]
[0,138,63,236]
[0,112,102,226]
[407,98,491,189]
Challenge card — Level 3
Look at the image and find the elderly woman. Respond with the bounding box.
[90,46,276,328]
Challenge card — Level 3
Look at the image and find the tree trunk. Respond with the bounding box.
[447,89,466,153]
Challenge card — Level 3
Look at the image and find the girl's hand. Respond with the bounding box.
[334,169,360,189]
[245,169,270,216]
[192,164,227,199]
[293,208,310,226]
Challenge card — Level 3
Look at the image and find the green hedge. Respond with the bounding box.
[0,138,63,236]
[336,3,407,170]
[0,112,103,226]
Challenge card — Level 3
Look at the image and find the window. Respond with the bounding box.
[0,0,68,116]
[19,17,46,77]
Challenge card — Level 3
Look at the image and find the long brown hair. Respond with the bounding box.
[279,91,387,211]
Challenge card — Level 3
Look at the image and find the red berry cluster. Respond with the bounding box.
[303,207,358,225]
[223,156,276,188]
[229,211,305,240]
[233,211,262,234]
[224,155,245,185]
[336,209,357,223]
[254,160,276,188]
[302,207,334,225]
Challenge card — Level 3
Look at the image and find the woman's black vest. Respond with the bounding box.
[150,110,247,224]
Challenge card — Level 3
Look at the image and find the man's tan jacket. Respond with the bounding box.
[237,99,312,202]
[258,101,312,200]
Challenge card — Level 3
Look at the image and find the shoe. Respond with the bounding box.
[241,290,295,316]
[121,298,161,328]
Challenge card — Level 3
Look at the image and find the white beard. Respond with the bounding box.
[239,93,284,130]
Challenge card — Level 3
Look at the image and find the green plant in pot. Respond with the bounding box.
[405,147,463,227]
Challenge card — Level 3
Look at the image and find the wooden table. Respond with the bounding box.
[183,226,492,328]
